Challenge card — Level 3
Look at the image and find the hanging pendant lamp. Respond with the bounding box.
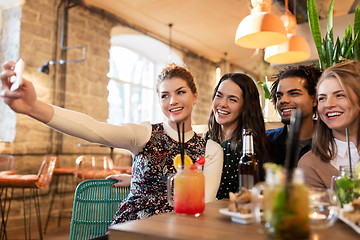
[264,0,310,64]
[168,23,174,62]
[235,0,287,49]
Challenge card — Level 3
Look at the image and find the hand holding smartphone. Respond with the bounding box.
[10,59,24,91]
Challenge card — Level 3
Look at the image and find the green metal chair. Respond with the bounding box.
[69,179,130,240]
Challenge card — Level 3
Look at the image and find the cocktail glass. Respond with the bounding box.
[167,165,205,215]
[253,167,310,239]
[331,166,360,207]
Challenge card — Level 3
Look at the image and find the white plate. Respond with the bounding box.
[338,209,360,234]
[219,208,255,224]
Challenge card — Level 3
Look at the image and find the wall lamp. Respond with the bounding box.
[38,46,86,74]
[39,0,86,74]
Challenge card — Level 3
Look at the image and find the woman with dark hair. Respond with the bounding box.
[298,60,360,189]
[207,73,273,199]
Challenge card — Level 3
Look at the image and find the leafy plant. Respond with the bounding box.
[256,81,270,100]
[307,0,360,70]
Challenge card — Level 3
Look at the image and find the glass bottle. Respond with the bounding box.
[238,129,257,190]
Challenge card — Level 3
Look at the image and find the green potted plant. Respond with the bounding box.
[256,80,270,100]
[307,0,360,70]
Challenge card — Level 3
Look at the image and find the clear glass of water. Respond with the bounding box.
[308,188,340,229]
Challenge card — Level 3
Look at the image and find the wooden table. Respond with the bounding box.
[109,199,359,240]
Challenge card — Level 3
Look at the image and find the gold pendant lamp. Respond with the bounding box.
[235,0,287,49]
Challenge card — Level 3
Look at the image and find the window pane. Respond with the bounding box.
[132,57,154,88]
[109,47,154,88]
[107,80,130,124]
[153,93,163,123]
[130,87,141,123]
[130,87,153,123]
[108,47,139,82]
[140,88,153,122]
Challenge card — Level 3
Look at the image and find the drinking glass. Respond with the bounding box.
[253,168,310,239]
[331,166,360,207]
[308,188,340,229]
[167,165,205,215]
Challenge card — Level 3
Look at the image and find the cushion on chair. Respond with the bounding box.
[0,170,15,176]
[53,166,76,175]
[112,166,132,174]
[0,174,38,188]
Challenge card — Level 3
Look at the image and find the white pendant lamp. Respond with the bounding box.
[235,0,287,49]
[264,1,310,64]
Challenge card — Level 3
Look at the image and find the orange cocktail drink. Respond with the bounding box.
[173,166,205,215]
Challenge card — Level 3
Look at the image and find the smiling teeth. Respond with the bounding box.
[327,112,342,117]
[170,107,183,112]
[218,109,229,115]
[282,109,294,113]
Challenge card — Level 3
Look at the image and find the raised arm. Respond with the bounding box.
[47,106,152,154]
[1,60,152,155]
[1,61,54,123]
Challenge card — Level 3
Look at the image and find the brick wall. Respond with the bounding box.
[0,0,217,230]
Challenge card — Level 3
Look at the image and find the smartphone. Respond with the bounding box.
[10,59,24,91]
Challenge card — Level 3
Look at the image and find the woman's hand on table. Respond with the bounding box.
[107,173,131,187]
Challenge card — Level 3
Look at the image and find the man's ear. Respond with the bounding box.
[312,95,317,107]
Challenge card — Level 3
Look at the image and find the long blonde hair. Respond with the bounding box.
[312,60,360,162]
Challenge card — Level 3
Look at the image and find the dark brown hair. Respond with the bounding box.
[208,73,274,163]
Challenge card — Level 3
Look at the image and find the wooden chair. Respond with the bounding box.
[0,155,15,240]
[0,155,57,240]
[69,179,130,240]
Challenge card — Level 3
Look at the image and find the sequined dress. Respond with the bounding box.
[110,123,206,225]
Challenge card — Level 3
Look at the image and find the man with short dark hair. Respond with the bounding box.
[266,65,322,165]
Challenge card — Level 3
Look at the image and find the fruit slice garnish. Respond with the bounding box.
[196,156,205,166]
[173,154,193,170]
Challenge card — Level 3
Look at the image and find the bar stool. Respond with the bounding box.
[74,155,119,182]
[0,155,14,173]
[0,155,15,240]
[43,159,76,234]
[113,154,132,174]
[0,155,57,240]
